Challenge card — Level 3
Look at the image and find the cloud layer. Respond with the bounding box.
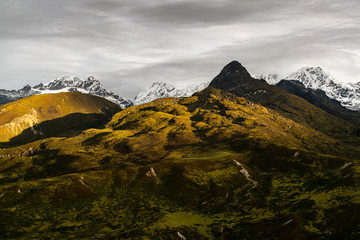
[1,0,359,98]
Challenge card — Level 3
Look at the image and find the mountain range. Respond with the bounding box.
[0,61,359,239]
[1,67,359,113]
[133,81,210,105]
[283,67,360,111]
[0,76,133,109]
[256,67,360,111]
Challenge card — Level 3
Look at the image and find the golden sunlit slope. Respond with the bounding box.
[0,92,121,143]
[0,88,359,239]
[103,87,345,156]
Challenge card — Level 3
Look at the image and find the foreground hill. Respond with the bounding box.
[0,85,359,239]
[0,92,121,144]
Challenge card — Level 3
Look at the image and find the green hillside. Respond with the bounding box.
[0,88,359,239]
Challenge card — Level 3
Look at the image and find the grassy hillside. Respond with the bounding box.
[104,87,348,156]
[0,88,359,239]
[0,92,121,143]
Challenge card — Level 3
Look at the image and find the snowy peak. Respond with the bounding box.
[254,74,280,85]
[251,66,360,111]
[285,66,337,89]
[216,60,253,81]
[42,76,84,90]
[1,76,133,109]
[37,76,104,92]
[134,81,209,105]
[134,82,177,105]
[283,67,360,111]
[38,76,133,109]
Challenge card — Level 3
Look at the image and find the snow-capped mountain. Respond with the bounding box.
[254,74,281,85]
[285,67,336,89]
[0,76,133,109]
[285,67,360,111]
[134,81,209,105]
[0,85,39,105]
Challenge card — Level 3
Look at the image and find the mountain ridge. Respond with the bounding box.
[0,76,133,109]
[0,81,359,238]
[0,61,359,239]
[276,80,360,127]
[209,61,359,141]
[133,81,209,105]
[257,66,360,111]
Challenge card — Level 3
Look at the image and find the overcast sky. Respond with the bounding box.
[1,0,360,98]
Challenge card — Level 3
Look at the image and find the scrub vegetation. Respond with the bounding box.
[0,89,359,239]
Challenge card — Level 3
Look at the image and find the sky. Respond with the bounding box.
[0,0,360,99]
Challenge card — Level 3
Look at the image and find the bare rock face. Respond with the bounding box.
[146,167,157,178]
[209,61,263,92]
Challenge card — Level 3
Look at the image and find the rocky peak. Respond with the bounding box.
[219,61,252,78]
[20,84,32,93]
[209,61,265,92]
[87,76,98,82]
[33,83,45,90]
[42,76,82,90]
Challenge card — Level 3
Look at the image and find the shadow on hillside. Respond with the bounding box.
[0,112,113,147]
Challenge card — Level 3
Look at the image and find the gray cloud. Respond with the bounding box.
[0,0,359,98]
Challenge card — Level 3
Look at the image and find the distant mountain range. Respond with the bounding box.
[256,67,360,111]
[253,73,280,85]
[133,81,209,105]
[0,76,133,109]
[1,67,359,112]
[284,67,360,111]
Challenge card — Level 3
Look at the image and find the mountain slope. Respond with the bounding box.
[0,86,359,239]
[134,81,209,105]
[109,87,345,155]
[0,92,121,143]
[276,80,360,126]
[209,61,358,140]
[0,76,133,109]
